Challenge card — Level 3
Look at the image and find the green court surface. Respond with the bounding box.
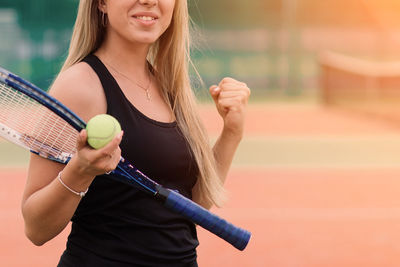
[3,135,400,169]
[0,141,29,167]
[233,135,400,168]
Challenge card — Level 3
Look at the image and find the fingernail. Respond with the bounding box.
[117,131,124,139]
[213,87,220,93]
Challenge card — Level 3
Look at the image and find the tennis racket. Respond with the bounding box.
[0,66,251,251]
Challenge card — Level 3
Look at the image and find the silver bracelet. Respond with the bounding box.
[57,171,89,198]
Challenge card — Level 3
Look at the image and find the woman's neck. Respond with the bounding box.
[95,33,150,75]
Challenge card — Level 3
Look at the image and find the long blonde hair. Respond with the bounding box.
[61,0,225,208]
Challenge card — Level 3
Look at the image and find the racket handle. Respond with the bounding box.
[161,188,251,251]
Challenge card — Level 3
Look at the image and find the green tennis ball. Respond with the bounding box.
[86,114,122,149]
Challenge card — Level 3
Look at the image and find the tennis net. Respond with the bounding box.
[319,51,400,123]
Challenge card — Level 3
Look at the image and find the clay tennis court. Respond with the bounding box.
[2,103,400,266]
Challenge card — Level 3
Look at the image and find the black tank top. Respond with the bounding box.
[58,54,199,267]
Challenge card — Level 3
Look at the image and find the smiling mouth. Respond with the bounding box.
[134,16,156,21]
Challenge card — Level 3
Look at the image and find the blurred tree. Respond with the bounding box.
[189,0,282,29]
[13,0,77,33]
[0,0,79,88]
[2,0,399,93]
[189,0,400,29]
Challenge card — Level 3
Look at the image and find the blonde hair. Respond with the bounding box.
[61,0,225,208]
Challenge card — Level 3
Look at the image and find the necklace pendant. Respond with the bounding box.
[145,89,151,101]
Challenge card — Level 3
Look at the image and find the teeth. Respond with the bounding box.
[136,16,155,21]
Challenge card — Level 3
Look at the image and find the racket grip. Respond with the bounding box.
[162,189,251,251]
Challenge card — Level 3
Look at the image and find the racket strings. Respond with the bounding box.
[0,82,78,162]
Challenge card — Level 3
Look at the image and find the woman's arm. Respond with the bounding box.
[22,132,122,245]
[209,78,250,184]
[21,63,122,245]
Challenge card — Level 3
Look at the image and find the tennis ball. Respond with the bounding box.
[86,114,122,149]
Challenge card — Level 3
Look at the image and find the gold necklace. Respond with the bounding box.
[104,61,152,101]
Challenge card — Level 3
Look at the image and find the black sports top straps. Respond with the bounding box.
[58,54,199,267]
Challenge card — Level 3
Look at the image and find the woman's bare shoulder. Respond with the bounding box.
[49,62,107,122]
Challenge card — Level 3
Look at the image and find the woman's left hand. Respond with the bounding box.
[210,77,251,140]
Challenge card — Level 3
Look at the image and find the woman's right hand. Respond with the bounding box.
[70,129,124,179]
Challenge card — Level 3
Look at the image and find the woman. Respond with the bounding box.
[21,0,250,266]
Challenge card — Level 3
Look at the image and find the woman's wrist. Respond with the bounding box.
[57,171,89,198]
[60,158,96,193]
[220,125,243,144]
